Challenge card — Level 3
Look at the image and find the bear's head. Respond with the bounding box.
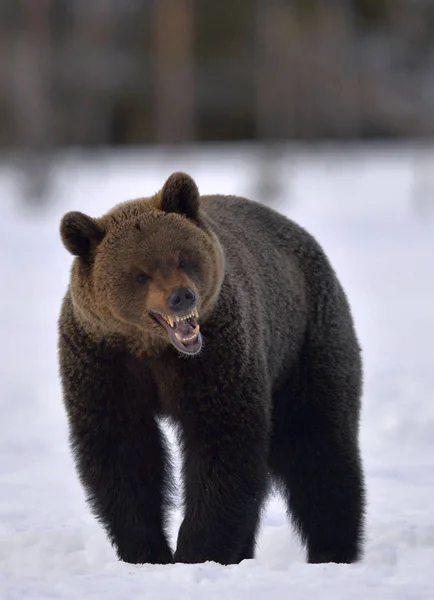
[60,172,224,356]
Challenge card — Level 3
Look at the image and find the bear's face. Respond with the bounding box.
[60,173,224,356]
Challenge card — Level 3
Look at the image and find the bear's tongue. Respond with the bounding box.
[152,311,201,353]
[175,319,194,336]
[158,312,201,354]
[172,315,199,343]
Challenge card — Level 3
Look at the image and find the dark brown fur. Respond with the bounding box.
[58,172,365,565]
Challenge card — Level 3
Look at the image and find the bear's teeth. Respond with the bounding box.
[167,315,174,327]
[175,332,189,342]
[173,310,198,324]
[175,328,199,343]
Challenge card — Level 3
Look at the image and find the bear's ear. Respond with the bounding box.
[60,211,105,257]
[160,172,200,220]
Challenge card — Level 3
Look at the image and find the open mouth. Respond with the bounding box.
[151,308,202,355]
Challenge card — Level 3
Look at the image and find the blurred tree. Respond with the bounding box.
[352,0,389,28]
[12,0,53,149]
[195,0,255,140]
[255,0,295,140]
[0,0,434,148]
[151,0,194,143]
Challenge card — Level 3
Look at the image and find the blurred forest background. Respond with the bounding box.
[1,0,434,150]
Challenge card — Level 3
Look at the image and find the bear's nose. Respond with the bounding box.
[167,287,196,314]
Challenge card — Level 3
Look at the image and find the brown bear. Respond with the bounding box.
[58,172,365,566]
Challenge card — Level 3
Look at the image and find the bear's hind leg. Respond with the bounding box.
[269,332,365,564]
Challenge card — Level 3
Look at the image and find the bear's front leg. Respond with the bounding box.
[174,375,270,565]
[59,332,173,565]
[70,403,174,565]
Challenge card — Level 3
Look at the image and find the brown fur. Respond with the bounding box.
[61,185,223,356]
[58,172,365,565]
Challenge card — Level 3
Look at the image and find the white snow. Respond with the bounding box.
[0,144,433,599]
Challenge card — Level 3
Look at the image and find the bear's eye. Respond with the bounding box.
[179,259,186,269]
[136,272,151,284]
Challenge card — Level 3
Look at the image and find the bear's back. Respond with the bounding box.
[200,195,314,377]
[200,194,323,282]
[202,195,290,245]
[199,194,347,381]
[201,194,315,260]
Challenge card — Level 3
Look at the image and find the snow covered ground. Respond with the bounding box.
[0,144,433,599]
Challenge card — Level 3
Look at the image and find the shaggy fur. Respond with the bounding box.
[58,172,365,565]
